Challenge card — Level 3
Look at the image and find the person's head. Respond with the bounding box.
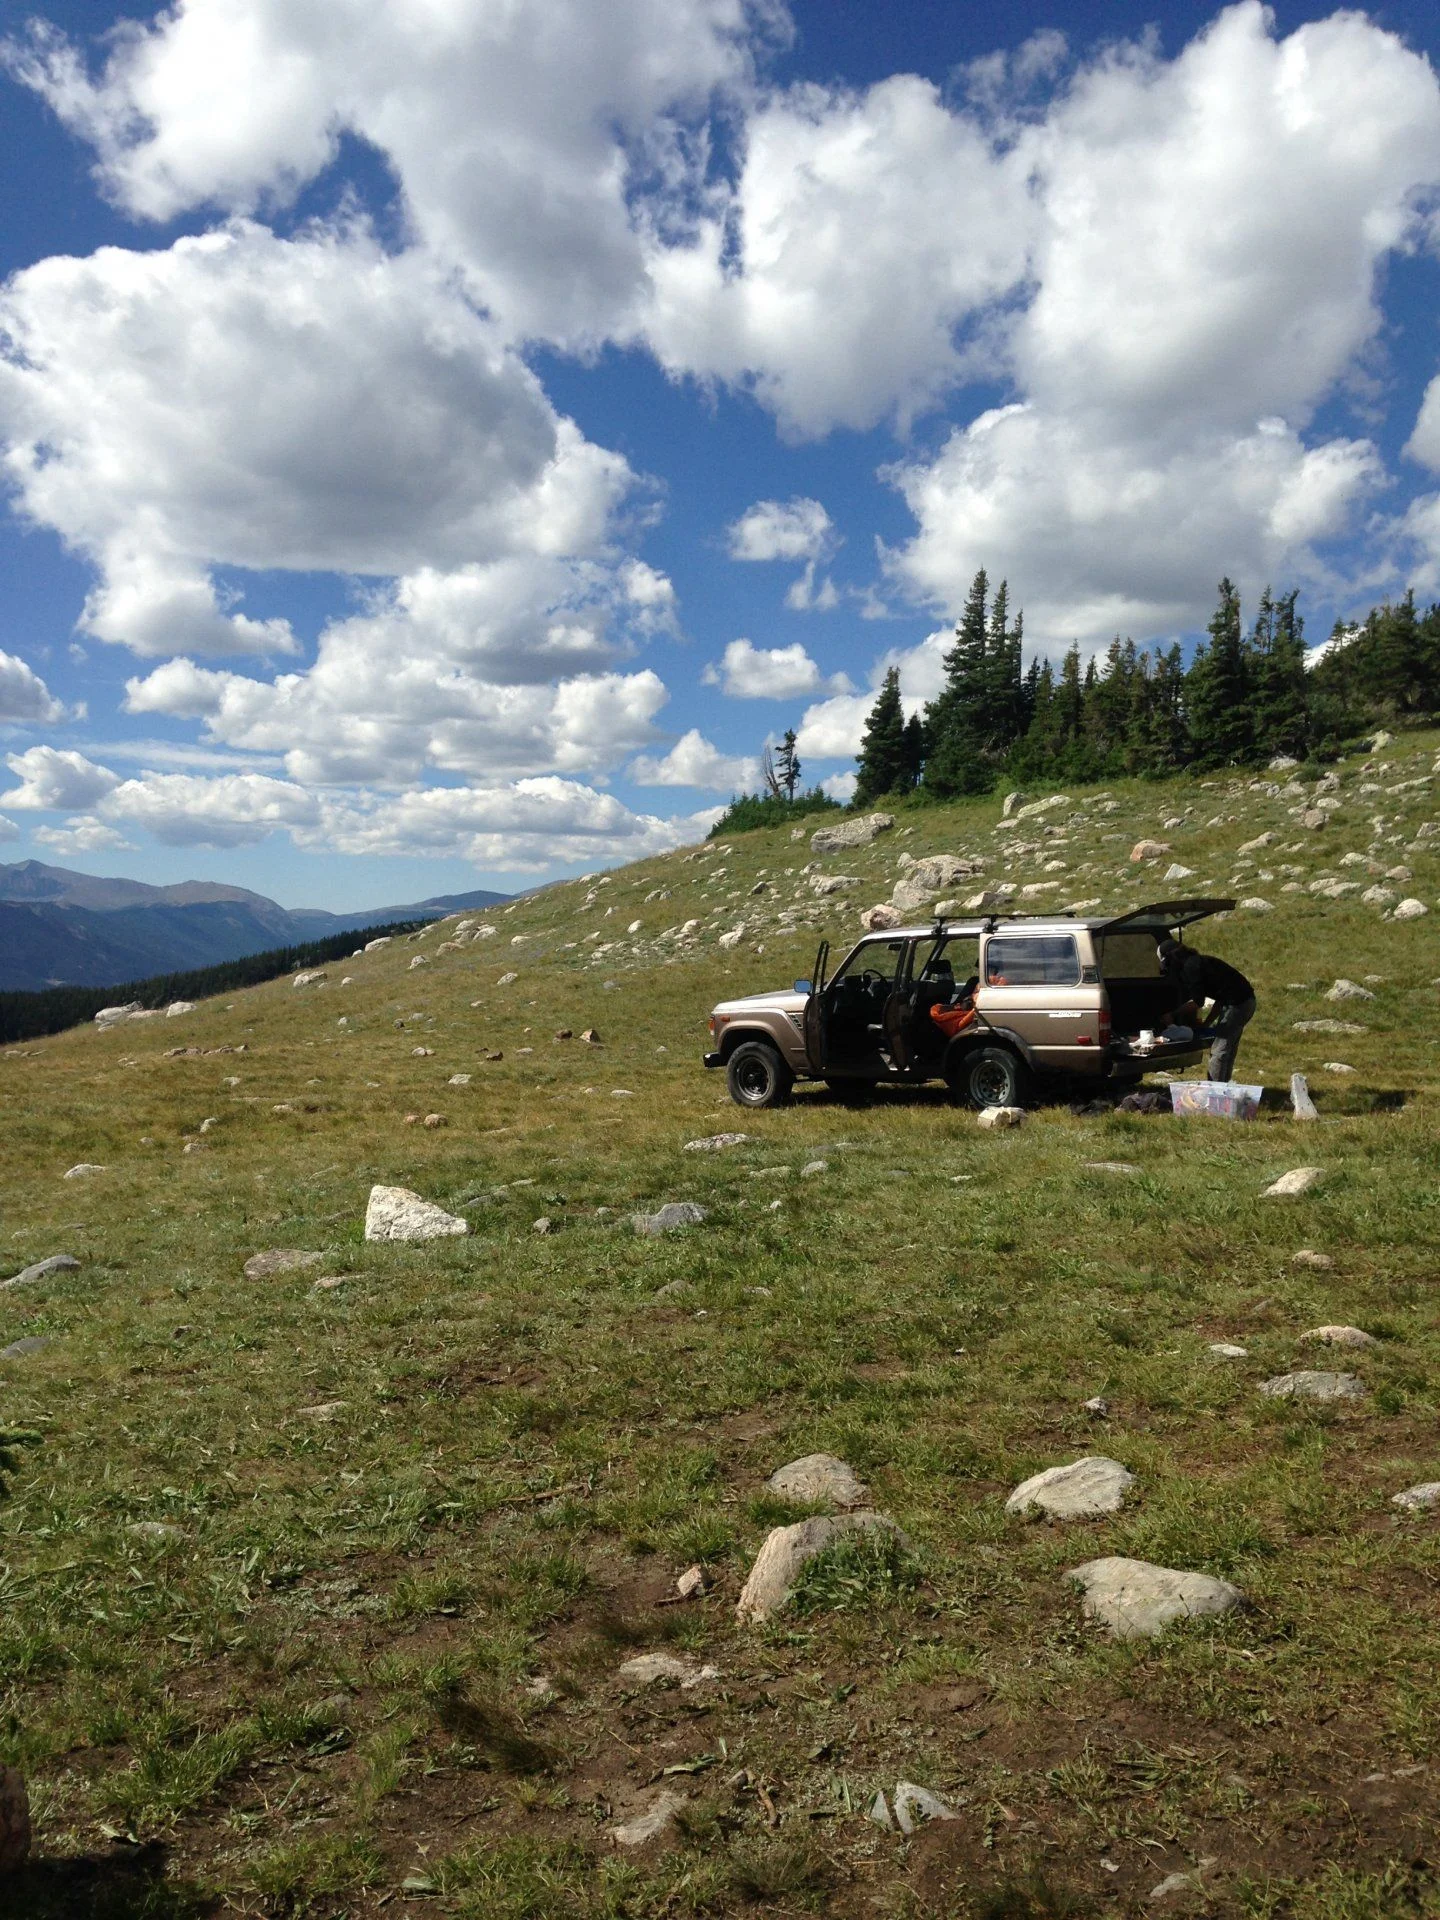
[1157,937,1184,976]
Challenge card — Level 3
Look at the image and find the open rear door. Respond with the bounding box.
[1097,898,1236,938]
[802,940,829,1072]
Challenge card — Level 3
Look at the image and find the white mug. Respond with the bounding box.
[1138,1028,1155,1050]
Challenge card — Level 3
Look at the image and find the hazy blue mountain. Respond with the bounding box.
[0,861,509,991]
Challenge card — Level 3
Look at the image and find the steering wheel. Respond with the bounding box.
[859,969,889,994]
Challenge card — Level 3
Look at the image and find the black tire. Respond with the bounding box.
[726,1040,794,1109]
[957,1045,1033,1111]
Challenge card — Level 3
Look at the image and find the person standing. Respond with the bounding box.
[1157,938,1256,1082]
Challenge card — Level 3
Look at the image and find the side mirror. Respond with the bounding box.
[794,979,812,994]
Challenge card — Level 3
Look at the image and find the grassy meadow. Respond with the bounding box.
[1,736,1438,1919]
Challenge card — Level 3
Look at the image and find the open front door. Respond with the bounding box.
[802,940,829,1072]
[880,942,917,1071]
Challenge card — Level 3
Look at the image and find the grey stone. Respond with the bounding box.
[1263,1166,1323,1197]
[1392,1482,1440,1511]
[243,1249,326,1280]
[617,1653,719,1689]
[766,1452,869,1508]
[1,1337,51,1359]
[1302,1325,1376,1349]
[1067,1556,1243,1639]
[2,1253,79,1291]
[1084,1160,1140,1175]
[1014,793,1069,821]
[892,1782,960,1835]
[1237,897,1273,912]
[1259,1370,1365,1401]
[95,1001,142,1026]
[1209,1343,1248,1358]
[683,1133,751,1152]
[1289,1073,1319,1121]
[1130,839,1172,861]
[532,1216,554,1235]
[62,1163,106,1179]
[1326,979,1374,1002]
[737,1511,904,1622]
[165,1001,196,1017]
[633,1201,708,1235]
[364,1185,469,1242]
[1007,1456,1134,1519]
[1393,897,1428,921]
[1292,1248,1334,1269]
[811,812,894,854]
[977,1105,1026,1129]
[292,969,327,987]
[1162,863,1195,883]
[0,1766,30,1872]
[675,1565,706,1599]
[800,1159,828,1177]
[860,904,904,931]
[1293,1019,1367,1034]
[1083,1396,1110,1416]
[610,1790,688,1847]
[868,1789,894,1829]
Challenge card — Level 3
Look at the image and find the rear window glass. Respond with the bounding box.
[1097,933,1163,978]
[984,935,1079,986]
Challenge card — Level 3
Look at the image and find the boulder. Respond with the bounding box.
[2,1253,79,1291]
[909,854,985,892]
[737,1511,903,1623]
[95,1000,143,1025]
[1302,1325,1376,1349]
[1130,840,1171,861]
[811,812,894,854]
[1237,897,1273,912]
[810,874,853,896]
[1067,1556,1243,1639]
[617,1653,719,1689]
[891,880,935,915]
[1300,809,1328,830]
[1238,832,1276,854]
[1289,1073,1319,1121]
[0,1767,30,1872]
[165,1001,196,1017]
[62,1163,106,1179]
[243,1249,326,1280]
[1393,1483,1440,1511]
[364,936,392,951]
[364,1186,469,1242]
[1393,898,1429,921]
[1014,794,1069,820]
[1259,1370,1365,1401]
[1263,1166,1323,1197]
[977,1106,1026,1129]
[1326,979,1374,1002]
[1292,1249,1335,1269]
[766,1453,868,1508]
[861,904,903,931]
[1006,1456,1134,1519]
[717,925,746,950]
[633,1201,708,1235]
[683,1133,751,1152]
[1162,863,1195,883]
[1002,791,1025,818]
[292,969,327,987]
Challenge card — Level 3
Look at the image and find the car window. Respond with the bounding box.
[830,939,907,988]
[984,935,1080,986]
[1097,932,1162,977]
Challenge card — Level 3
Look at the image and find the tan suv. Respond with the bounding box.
[704,899,1233,1109]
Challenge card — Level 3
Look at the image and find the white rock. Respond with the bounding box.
[800,1159,828,1177]
[1084,1160,1139,1175]
[62,1163,106,1179]
[1293,1020,1366,1035]
[1361,885,1396,906]
[364,1185,468,1242]
[408,954,429,969]
[1238,832,1276,854]
[165,1001,196,1017]
[683,1133,752,1152]
[1292,1249,1335,1269]
[861,904,903,931]
[1209,1343,1248,1359]
[609,1790,687,1848]
[810,874,854,896]
[1393,898,1429,921]
[448,1073,472,1086]
[977,1105,1026,1129]
[633,1201,708,1235]
[1392,1483,1440,1511]
[1014,793,1069,821]
[1162,863,1195,883]
[1002,791,1025,818]
[892,1782,960,1836]
[1258,1370,1365,1401]
[1237,897,1273,912]
[617,1653,719,1689]
[1007,1456,1134,1519]
[2,1253,80,1290]
[1302,1325,1376,1349]
[1290,1073,1319,1121]
[95,1001,143,1026]
[1067,1557,1243,1639]
[364,936,392,951]
[766,1453,869,1508]
[1322,1062,1355,1074]
[1263,1167,1323,1197]
[1326,979,1374,1002]
[868,1789,894,1829]
[717,925,747,951]
[736,1512,903,1623]
[811,812,894,854]
[675,1565,707,1599]
[292,969,327,987]
[497,970,518,985]
[1130,840,1171,862]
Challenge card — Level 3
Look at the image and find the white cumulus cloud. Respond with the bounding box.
[0,649,65,724]
[33,815,135,854]
[727,496,834,563]
[2,745,121,810]
[707,637,849,699]
[629,727,759,790]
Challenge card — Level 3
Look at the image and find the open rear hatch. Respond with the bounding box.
[1097,900,1235,1063]
[1096,898,1236,937]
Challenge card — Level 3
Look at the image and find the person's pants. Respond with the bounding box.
[1208,996,1256,1082]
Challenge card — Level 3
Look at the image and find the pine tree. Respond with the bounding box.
[774,729,801,801]
[1131,645,1188,775]
[1186,578,1251,767]
[853,669,908,805]
[922,568,990,796]
[1248,588,1308,759]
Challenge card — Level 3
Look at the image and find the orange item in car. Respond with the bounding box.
[929,1003,977,1038]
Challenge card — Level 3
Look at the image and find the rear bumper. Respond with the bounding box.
[703,1051,723,1070]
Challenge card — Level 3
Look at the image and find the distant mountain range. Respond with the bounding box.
[0,860,508,992]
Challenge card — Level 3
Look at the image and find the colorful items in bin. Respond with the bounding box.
[1169,1080,1263,1120]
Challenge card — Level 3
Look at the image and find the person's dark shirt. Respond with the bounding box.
[1172,947,1253,1009]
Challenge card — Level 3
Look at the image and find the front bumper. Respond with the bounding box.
[703,1050,722,1070]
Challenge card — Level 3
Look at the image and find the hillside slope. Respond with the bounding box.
[0,737,1437,1918]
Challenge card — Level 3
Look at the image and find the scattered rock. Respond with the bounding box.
[868,1789,895,1829]
[1326,979,1374,1002]
[718,924,746,950]
[1013,793,1069,821]
[1209,1343,1248,1358]
[861,903,904,931]
[1393,898,1429,921]
[62,1163,106,1179]
[617,1653,719,1689]
[1303,1324,1376,1349]
[1292,1249,1334,1269]
[892,1782,960,1835]
[766,1453,869,1508]
[1162,863,1195,883]
[977,1106,1026,1129]
[1322,1061,1355,1074]
[1084,1160,1139,1175]
[1259,1370,1365,1401]
[1263,1167,1323,1197]
[2,1253,80,1291]
[1082,1396,1110,1416]
[364,1186,469,1242]
[1130,840,1172,861]
[1067,1557,1243,1639]
[736,1512,905,1623]
[683,1133,752,1152]
[1,1338,51,1359]
[0,1767,30,1872]
[581,1028,602,1045]
[1300,809,1328,830]
[811,812,894,854]
[675,1565,706,1599]
[800,1159,828,1177]
[448,1073,472,1085]
[633,1201,708,1235]
[298,1401,347,1419]
[532,1216,554,1235]
[1007,1456,1134,1519]
[1237,896,1273,912]
[292,969,327,988]
[1238,832,1276,854]
[1150,1866,1216,1903]
[243,1249,325,1280]
[1289,1073,1319,1121]
[610,1790,687,1848]
[423,1113,447,1128]
[1293,1019,1366,1035]
[1392,1483,1440,1511]
[1002,791,1026,817]
[165,1001,195,1017]
[95,1001,142,1027]
[497,970,518,985]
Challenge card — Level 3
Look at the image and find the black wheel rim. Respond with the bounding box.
[734,1055,773,1101]
[972,1059,1012,1106]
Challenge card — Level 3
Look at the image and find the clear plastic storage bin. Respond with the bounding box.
[1169,1080,1263,1120]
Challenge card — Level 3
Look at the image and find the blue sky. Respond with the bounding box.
[2,0,1440,909]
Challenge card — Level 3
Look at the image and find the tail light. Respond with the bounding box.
[1099,1008,1111,1047]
